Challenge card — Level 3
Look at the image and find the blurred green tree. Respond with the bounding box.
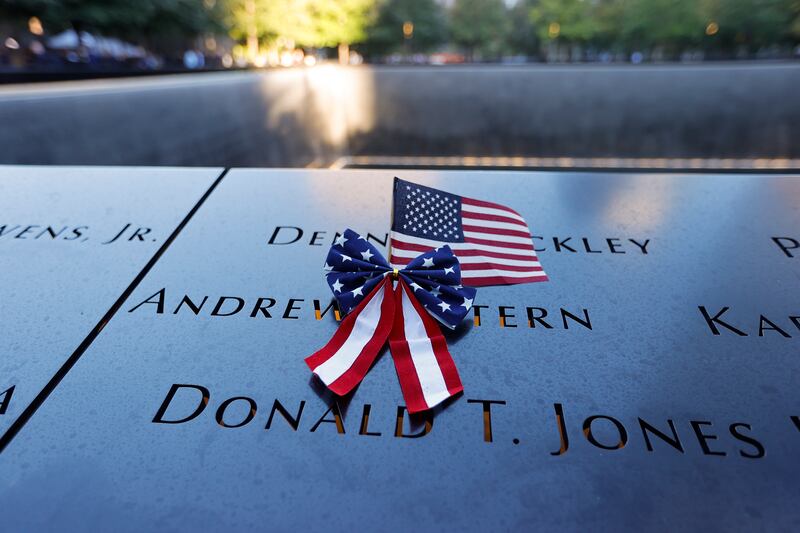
[224,0,375,62]
[2,0,151,35]
[701,0,798,52]
[506,0,540,57]
[304,0,376,62]
[2,0,221,47]
[620,0,705,54]
[793,2,800,38]
[592,0,627,51]
[450,0,509,59]
[364,0,447,55]
[225,0,295,58]
[530,0,599,44]
[4,0,798,63]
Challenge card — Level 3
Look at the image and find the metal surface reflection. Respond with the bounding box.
[0,169,798,531]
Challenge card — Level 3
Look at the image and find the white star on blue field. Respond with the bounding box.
[323,229,477,329]
[392,178,465,242]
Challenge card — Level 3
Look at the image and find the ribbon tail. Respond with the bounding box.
[305,276,395,396]
[389,278,464,414]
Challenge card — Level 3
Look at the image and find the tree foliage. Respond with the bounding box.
[527,0,799,56]
[2,0,798,58]
[364,0,447,54]
[506,0,539,55]
[223,0,375,49]
[449,0,509,58]
[701,0,798,49]
[307,0,375,47]
[2,0,220,40]
[530,0,599,44]
[620,0,705,50]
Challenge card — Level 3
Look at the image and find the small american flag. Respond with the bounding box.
[390,177,548,287]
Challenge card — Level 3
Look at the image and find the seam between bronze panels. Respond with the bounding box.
[0,167,230,454]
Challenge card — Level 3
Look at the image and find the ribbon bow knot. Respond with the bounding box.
[306,229,477,413]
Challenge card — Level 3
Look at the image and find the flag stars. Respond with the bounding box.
[444,266,455,275]
[437,301,451,313]
[351,286,364,297]
[332,279,344,292]
[361,249,374,262]
[397,186,464,243]
[323,262,333,272]
[334,234,348,247]
[460,296,473,309]
[422,257,435,268]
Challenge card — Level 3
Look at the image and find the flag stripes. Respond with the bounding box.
[391,178,548,287]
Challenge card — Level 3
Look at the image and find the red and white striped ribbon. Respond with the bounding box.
[389,278,463,413]
[305,276,463,413]
[305,276,395,396]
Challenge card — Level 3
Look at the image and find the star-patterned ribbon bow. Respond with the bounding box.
[305,229,477,413]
